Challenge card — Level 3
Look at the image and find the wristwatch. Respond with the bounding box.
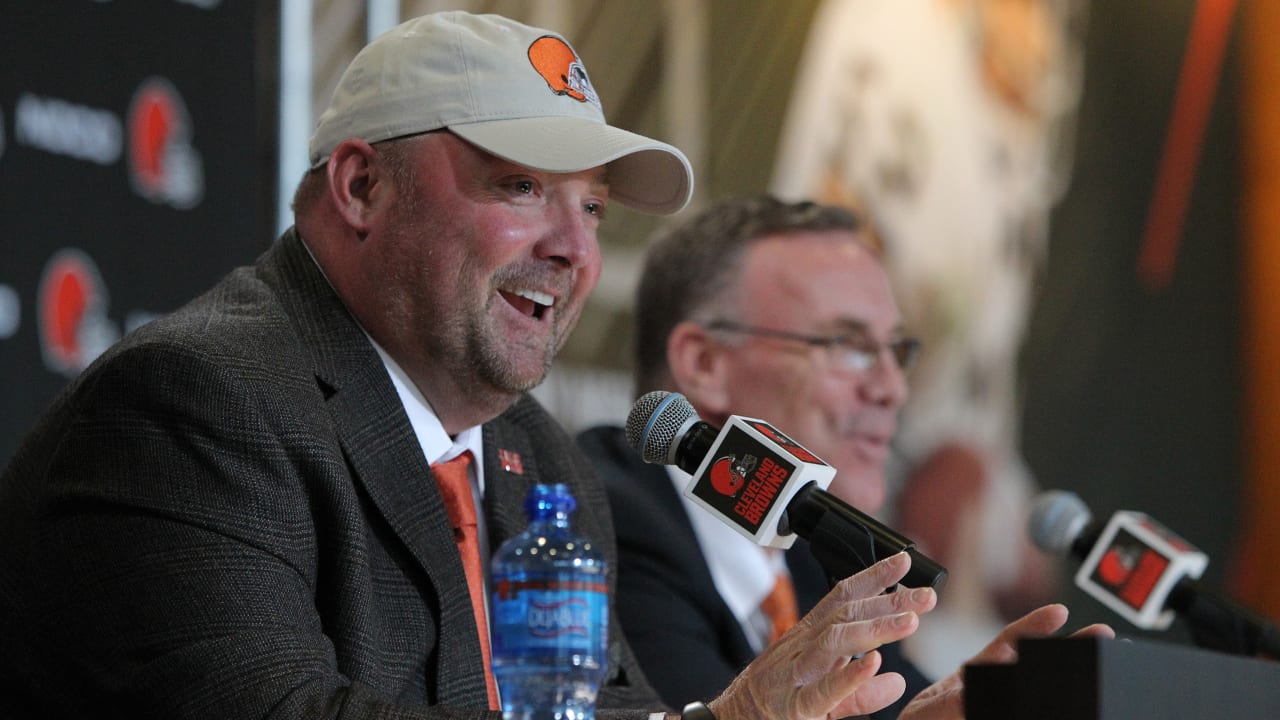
[681,702,716,720]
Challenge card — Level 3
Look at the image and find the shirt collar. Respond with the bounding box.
[297,231,486,490]
[370,339,485,493]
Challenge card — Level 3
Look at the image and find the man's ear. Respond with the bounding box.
[325,138,390,239]
[667,321,731,418]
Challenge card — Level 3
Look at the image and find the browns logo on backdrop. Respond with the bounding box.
[127,77,204,210]
[527,36,600,108]
[38,249,120,378]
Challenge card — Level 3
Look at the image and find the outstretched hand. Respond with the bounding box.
[899,604,1116,719]
[708,552,938,720]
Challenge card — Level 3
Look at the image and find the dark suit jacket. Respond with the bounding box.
[0,231,659,720]
[578,425,931,719]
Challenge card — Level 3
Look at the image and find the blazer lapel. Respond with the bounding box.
[327,376,492,709]
[266,230,490,708]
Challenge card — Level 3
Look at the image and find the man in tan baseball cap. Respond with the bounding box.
[0,10,948,720]
[308,11,692,213]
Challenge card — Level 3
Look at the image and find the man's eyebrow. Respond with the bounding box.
[828,317,908,340]
[827,318,872,335]
[591,166,611,190]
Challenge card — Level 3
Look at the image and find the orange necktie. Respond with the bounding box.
[760,572,799,645]
[433,452,500,710]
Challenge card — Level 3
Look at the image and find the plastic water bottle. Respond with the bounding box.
[490,484,608,720]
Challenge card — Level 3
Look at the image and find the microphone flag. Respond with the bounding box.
[1076,510,1208,630]
[684,415,835,548]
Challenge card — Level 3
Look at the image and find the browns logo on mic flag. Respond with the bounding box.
[630,391,948,589]
[1076,510,1208,630]
[684,415,836,549]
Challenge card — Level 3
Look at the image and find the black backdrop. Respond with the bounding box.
[0,0,280,463]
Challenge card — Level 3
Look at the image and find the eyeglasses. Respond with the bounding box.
[705,320,920,373]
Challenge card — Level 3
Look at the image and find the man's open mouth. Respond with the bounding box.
[499,287,555,320]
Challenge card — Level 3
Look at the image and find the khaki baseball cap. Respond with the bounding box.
[308,11,693,215]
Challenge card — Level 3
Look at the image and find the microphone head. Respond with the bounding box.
[625,391,697,465]
[1028,490,1093,555]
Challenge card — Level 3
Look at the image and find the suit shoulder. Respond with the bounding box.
[576,425,637,474]
[112,265,275,347]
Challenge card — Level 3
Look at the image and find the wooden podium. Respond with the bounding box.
[964,636,1280,718]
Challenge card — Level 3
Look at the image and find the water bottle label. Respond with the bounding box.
[492,577,608,656]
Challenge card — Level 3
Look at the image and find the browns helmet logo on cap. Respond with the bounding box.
[527,35,600,108]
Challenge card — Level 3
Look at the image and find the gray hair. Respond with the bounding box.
[633,195,865,395]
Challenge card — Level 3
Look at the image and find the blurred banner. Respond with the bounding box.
[0,1,280,463]
[770,0,1255,669]
[769,0,1086,677]
[1237,0,1280,625]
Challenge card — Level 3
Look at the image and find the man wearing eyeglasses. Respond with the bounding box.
[577,195,930,717]
[578,196,1112,719]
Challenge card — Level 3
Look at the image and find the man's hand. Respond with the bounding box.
[708,552,938,720]
[899,604,1116,719]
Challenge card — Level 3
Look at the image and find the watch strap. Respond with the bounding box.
[681,701,716,720]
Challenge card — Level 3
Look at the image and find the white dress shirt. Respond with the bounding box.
[667,466,790,653]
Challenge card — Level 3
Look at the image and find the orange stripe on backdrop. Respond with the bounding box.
[1234,0,1280,621]
[1136,0,1238,290]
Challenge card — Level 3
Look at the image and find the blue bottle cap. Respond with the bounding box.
[525,483,577,517]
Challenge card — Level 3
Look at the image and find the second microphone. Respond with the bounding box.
[626,390,947,591]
